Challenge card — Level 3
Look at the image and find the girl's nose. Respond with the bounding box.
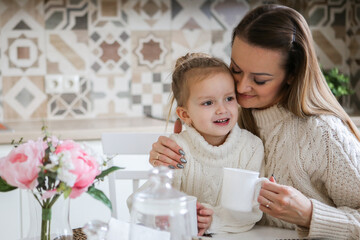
[216,103,227,115]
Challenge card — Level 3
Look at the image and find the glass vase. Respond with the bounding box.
[25,190,73,240]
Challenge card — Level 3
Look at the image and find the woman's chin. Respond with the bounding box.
[238,101,255,109]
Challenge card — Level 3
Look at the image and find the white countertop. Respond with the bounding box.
[107,218,299,240]
[0,117,174,144]
[0,115,359,145]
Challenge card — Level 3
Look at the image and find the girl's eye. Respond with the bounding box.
[202,101,213,106]
[231,67,242,74]
[226,96,235,102]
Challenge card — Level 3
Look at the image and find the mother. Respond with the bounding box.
[149,4,360,240]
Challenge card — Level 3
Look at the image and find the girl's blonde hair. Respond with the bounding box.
[232,4,360,141]
[167,53,232,121]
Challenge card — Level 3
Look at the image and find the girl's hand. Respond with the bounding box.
[196,202,213,236]
[149,119,186,169]
[257,180,313,228]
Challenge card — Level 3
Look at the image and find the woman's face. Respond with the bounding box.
[230,37,287,109]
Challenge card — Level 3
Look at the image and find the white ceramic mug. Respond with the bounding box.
[221,168,266,212]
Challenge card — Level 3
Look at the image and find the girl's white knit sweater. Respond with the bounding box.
[252,105,360,240]
[170,124,264,234]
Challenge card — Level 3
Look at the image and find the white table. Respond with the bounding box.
[107,218,299,240]
[211,225,298,239]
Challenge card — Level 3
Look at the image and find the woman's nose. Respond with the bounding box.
[235,76,251,93]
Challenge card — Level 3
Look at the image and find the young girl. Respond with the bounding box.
[166,53,264,235]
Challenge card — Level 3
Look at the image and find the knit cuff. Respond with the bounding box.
[300,199,350,239]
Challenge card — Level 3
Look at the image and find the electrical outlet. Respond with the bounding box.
[45,75,63,94]
[63,75,80,93]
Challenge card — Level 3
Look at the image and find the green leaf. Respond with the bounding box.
[0,177,17,192]
[63,187,72,198]
[95,166,123,180]
[322,67,353,98]
[87,186,112,210]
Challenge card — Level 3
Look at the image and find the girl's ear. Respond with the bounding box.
[176,107,192,126]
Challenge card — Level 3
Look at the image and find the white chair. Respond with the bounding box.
[101,132,164,219]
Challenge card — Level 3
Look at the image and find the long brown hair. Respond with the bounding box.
[232,4,360,141]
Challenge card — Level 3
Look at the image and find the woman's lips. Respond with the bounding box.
[238,93,255,99]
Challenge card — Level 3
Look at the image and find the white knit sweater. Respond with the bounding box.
[252,105,360,240]
[170,124,264,234]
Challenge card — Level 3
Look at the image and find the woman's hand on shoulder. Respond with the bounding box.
[257,180,313,228]
[149,119,186,169]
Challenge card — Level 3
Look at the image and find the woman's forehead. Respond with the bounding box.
[231,37,285,73]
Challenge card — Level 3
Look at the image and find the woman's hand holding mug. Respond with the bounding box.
[258,178,313,228]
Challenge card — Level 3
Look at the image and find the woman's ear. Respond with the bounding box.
[176,107,192,126]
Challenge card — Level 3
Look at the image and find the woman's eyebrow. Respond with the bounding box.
[231,58,274,77]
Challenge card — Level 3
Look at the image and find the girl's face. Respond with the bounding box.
[230,37,287,109]
[176,71,238,146]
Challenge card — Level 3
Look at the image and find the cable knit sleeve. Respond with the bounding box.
[299,116,360,240]
[242,132,265,173]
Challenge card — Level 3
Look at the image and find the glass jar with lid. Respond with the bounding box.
[129,166,197,240]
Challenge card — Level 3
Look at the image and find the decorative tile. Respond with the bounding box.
[171,30,211,63]
[91,72,133,117]
[131,71,172,118]
[45,30,89,74]
[210,0,249,30]
[312,28,348,68]
[210,30,232,65]
[0,38,2,121]
[47,76,92,119]
[0,0,44,29]
[0,67,2,122]
[347,0,360,114]
[132,31,171,72]
[306,1,348,69]
[3,76,47,120]
[88,0,127,29]
[89,28,131,74]
[171,0,212,30]
[44,0,88,30]
[124,0,171,30]
[2,31,46,76]
[1,9,46,76]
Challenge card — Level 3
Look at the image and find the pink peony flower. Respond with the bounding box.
[0,140,47,189]
[55,140,100,199]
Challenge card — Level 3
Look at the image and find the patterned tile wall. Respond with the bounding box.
[0,0,358,122]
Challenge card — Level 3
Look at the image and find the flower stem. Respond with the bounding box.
[41,207,51,240]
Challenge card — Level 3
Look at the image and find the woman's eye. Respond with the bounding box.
[202,101,213,106]
[226,96,235,102]
[231,67,242,74]
[254,79,266,85]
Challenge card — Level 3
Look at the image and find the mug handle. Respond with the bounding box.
[252,177,269,207]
